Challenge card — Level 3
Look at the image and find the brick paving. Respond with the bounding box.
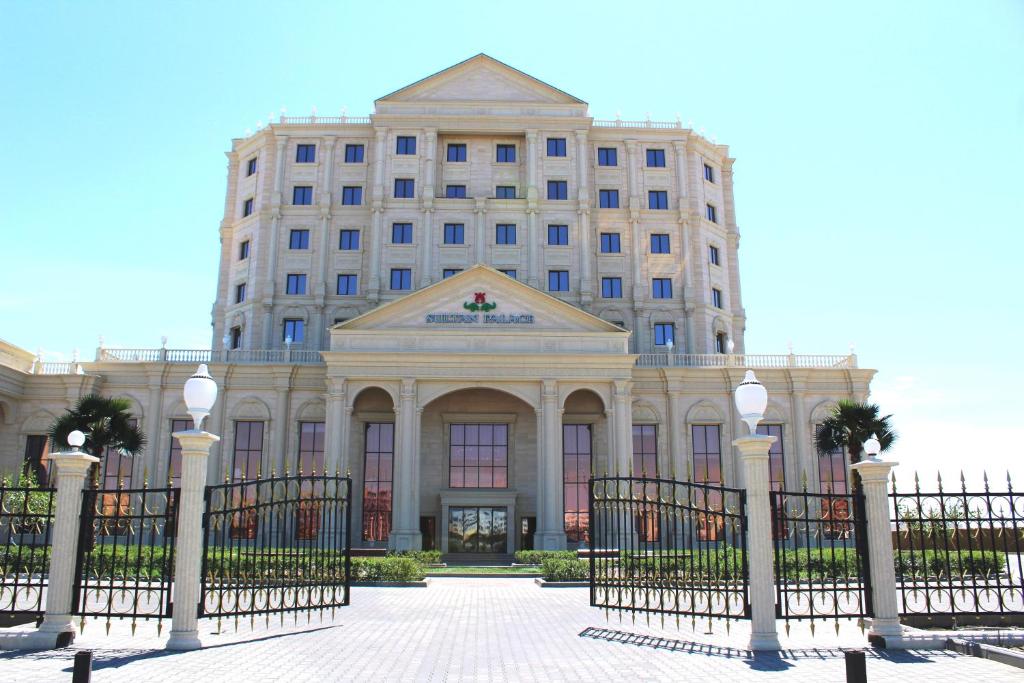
[2,578,1021,682]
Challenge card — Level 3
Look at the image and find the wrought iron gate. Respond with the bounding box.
[200,473,352,628]
[588,476,749,627]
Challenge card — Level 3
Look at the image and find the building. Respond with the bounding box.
[0,55,872,554]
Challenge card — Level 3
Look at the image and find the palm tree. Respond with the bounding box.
[48,394,145,470]
[814,399,898,467]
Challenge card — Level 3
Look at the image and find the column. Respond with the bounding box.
[850,457,903,643]
[368,127,387,301]
[604,408,616,475]
[535,380,566,550]
[789,382,810,484]
[575,130,592,305]
[612,380,632,476]
[143,380,164,484]
[315,137,336,349]
[389,379,421,550]
[419,130,436,288]
[262,135,288,349]
[474,197,487,265]
[734,434,781,650]
[667,390,684,480]
[272,383,290,474]
[526,130,540,288]
[325,380,347,474]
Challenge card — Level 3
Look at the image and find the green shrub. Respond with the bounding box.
[352,556,425,582]
[541,557,588,582]
[895,550,1006,579]
[389,549,442,564]
[514,550,575,565]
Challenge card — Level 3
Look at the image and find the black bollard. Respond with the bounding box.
[72,650,92,683]
[844,648,867,683]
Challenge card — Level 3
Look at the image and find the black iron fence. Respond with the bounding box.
[588,476,749,627]
[200,473,352,629]
[891,474,1024,627]
[770,488,872,629]
[72,484,179,633]
[0,482,55,624]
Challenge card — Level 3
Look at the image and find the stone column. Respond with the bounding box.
[667,390,684,480]
[604,408,616,475]
[419,130,436,288]
[325,381,347,474]
[474,197,487,265]
[368,127,387,302]
[850,457,903,643]
[143,380,164,484]
[166,430,220,650]
[389,379,421,550]
[734,434,781,651]
[535,380,566,550]
[575,130,592,306]
[526,130,540,288]
[272,383,290,474]
[612,380,632,476]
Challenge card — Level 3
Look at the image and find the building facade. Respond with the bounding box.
[0,56,872,554]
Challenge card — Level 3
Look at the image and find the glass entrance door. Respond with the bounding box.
[448,507,508,553]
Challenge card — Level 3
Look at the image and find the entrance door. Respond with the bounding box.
[448,507,507,553]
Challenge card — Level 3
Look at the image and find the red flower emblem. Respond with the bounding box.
[474,292,487,304]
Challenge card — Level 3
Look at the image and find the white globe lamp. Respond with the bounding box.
[734,370,768,435]
[67,430,85,450]
[183,364,218,431]
[863,433,882,460]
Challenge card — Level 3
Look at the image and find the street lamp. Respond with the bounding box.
[863,433,881,460]
[183,364,218,431]
[734,369,767,435]
[67,430,85,450]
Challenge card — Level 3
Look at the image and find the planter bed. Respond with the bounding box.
[534,578,588,588]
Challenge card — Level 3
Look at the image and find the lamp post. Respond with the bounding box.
[166,365,220,650]
[732,369,780,650]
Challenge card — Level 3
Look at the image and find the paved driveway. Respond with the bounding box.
[2,578,1021,682]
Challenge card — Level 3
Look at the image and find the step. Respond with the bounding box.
[442,553,514,567]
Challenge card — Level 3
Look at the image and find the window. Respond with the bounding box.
[229,326,241,350]
[293,186,313,205]
[547,180,567,200]
[547,137,566,157]
[235,283,246,304]
[601,277,622,298]
[391,223,413,244]
[363,423,394,542]
[703,163,715,182]
[344,144,364,163]
[599,189,619,208]
[396,135,416,154]
[495,185,516,199]
[563,424,591,543]
[285,273,307,295]
[337,274,358,295]
[632,424,660,541]
[246,157,257,176]
[648,190,668,209]
[242,197,254,217]
[817,426,848,495]
[496,224,516,245]
[447,143,467,162]
[654,322,674,346]
[239,240,250,260]
[167,418,191,486]
[443,268,462,279]
[390,268,411,290]
[692,424,724,540]
[709,244,720,265]
[600,233,621,253]
[394,178,415,198]
[289,229,310,249]
[445,185,466,198]
[597,147,617,166]
[342,186,362,205]
[652,278,672,299]
[650,234,670,254]
[298,422,326,475]
[499,269,517,279]
[21,435,50,487]
[339,229,360,250]
[646,149,666,167]
[547,224,568,246]
[706,203,717,223]
[712,288,723,308]
[449,424,508,488]
[496,144,516,163]
[715,332,727,354]
[548,270,569,292]
[296,144,316,163]
[757,425,786,490]
[283,318,304,343]
[230,421,264,538]
[443,223,464,245]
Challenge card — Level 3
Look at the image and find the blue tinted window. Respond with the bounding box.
[239,240,250,260]
[547,138,566,157]
[654,323,674,346]
[650,234,670,254]
[495,186,516,199]
[339,230,360,250]
[342,186,362,205]
[289,229,310,250]
[703,163,715,182]
[394,179,415,198]
[600,233,620,253]
[235,283,246,303]
[391,223,413,244]
[597,148,617,166]
[443,269,461,279]
[283,319,304,343]
[246,157,257,176]
[390,269,412,290]
[652,278,672,299]
[344,144,364,163]
[547,225,568,246]
[712,288,723,308]
[243,197,254,216]
[548,270,569,292]
[599,189,619,208]
[292,186,313,205]
[496,224,516,245]
[499,269,517,279]
[646,149,666,167]
[396,136,416,154]
[706,203,717,223]
[337,274,358,295]
[296,144,316,163]
[447,144,467,162]
[496,144,516,162]
[648,191,668,210]
[444,223,464,245]
[547,180,567,200]
[286,274,307,295]
[709,244,720,265]
[601,277,622,298]
[446,185,467,198]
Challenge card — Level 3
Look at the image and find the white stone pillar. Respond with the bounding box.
[527,207,539,288]
[734,434,781,651]
[667,391,684,480]
[389,379,421,550]
[851,457,903,642]
[325,382,347,474]
[420,208,434,288]
[575,130,592,305]
[166,430,220,650]
[474,197,487,265]
[612,380,632,476]
[535,380,566,550]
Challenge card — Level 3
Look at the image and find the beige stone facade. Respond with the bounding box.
[0,57,874,553]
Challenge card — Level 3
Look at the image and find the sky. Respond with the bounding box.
[1,1,1021,487]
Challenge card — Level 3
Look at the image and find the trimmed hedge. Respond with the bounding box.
[389,550,442,564]
[514,550,576,565]
[541,557,588,582]
[351,556,425,582]
[895,550,1005,579]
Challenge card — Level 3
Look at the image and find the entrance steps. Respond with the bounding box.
[442,553,514,567]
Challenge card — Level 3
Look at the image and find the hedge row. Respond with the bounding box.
[541,557,588,582]
[389,550,442,564]
[514,550,576,565]
[352,556,425,582]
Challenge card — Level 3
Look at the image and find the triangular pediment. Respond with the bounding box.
[376,54,585,106]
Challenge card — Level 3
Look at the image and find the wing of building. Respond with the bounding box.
[0,55,872,553]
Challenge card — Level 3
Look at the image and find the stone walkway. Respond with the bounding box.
[3,578,1021,682]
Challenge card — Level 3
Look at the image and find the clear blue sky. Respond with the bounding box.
[1,1,1021,485]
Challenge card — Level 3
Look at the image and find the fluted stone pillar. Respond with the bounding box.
[667,391,685,480]
[389,379,421,550]
[535,380,566,550]
[612,380,632,476]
